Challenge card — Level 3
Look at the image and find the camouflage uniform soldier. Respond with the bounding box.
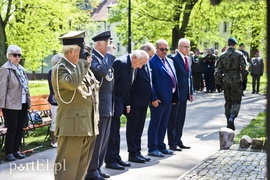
[214,37,246,131]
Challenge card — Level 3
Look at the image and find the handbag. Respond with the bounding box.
[29,111,43,125]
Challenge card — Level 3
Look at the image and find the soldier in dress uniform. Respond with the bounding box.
[52,31,100,180]
[85,31,116,180]
[214,37,246,131]
[250,51,264,94]
[238,43,250,96]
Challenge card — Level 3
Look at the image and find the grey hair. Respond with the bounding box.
[6,45,22,59]
[62,45,80,54]
[156,39,168,47]
[51,54,62,66]
[178,38,190,46]
[131,50,149,60]
[140,42,156,54]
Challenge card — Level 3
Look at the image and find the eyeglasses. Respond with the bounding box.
[180,45,190,49]
[158,48,169,52]
[10,53,22,57]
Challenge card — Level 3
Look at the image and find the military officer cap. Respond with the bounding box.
[239,43,244,47]
[92,31,111,42]
[60,31,85,47]
[228,37,238,45]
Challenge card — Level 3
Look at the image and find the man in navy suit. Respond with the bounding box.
[126,43,155,163]
[105,50,149,170]
[168,38,194,151]
[147,39,179,157]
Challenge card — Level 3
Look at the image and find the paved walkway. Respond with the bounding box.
[178,149,266,180]
[0,91,267,179]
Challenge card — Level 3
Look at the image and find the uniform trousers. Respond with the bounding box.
[223,82,242,119]
[85,116,111,178]
[252,74,261,93]
[54,136,96,180]
[2,103,28,155]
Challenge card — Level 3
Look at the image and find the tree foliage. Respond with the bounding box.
[0,0,97,71]
[109,0,266,55]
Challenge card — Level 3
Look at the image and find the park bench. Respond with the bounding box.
[0,94,52,150]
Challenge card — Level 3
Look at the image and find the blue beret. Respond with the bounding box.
[92,31,111,42]
[228,37,238,45]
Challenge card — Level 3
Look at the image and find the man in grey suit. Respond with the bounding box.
[85,31,115,180]
[52,31,99,180]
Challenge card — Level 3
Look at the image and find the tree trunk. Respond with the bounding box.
[0,16,8,66]
[171,1,198,49]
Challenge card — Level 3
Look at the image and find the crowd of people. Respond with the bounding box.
[0,29,264,180]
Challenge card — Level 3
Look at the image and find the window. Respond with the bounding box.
[224,22,228,33]
[117,43,121,52]
[214,42,219,50]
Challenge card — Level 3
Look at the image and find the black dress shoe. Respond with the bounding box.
[128,156,145,163]
[169,146,182,151]
[178,144,191,149]
[98,169,110,178]
[13,151,26,159]
[5,154,16,161]
[116,159,131,167]
[138,153,151,161]
[105,163,125,170]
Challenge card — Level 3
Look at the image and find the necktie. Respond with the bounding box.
[162,58,176,89]
[184,56,188,72]
[131,68,135,85]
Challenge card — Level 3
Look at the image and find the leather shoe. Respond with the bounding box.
[5,154,16,161]
[169,146,182,151]
[128,155,145,163]
[159,149,174,155]
[98,169,110,178]
[178,144,191,149]
[116,159,131,167]
[105,163,125,170]
[13,151,26,159]
[148,150,164,157]
[138,153,151,161]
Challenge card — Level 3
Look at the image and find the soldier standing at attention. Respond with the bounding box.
[214,37,246,131]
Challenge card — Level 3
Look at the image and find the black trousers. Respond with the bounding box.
[2,103,28,155]
[85,116,111,178]
[126,106,148,157]
[252,74,261,93]
[105,115,121,164]
[167,101,187,147]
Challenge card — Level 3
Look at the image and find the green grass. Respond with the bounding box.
[235,111,266,143]
[235,72,267,143]
[29,80,49,96]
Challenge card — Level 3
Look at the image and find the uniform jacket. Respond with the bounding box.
[90,48,115,117]
[215,48,246,84]
[149,54,179,104]
[51,58,99,136]
[0,61,31,110]
[172,52,194,101]
[130,64,151,108]
[250,57,264,75]
[113,54,134,118]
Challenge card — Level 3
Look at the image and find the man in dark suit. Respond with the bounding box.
[85,31,115,180]
[105,50,149,170]
[147,39,179,157]
[126,43,155,163]
[168,38,194,151]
